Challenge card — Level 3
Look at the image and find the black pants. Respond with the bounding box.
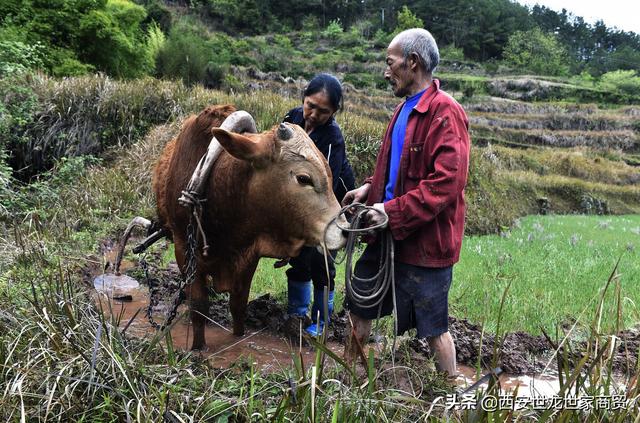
[344,244,452,338]
[286,247,336,291]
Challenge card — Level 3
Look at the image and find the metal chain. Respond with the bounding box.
[146,214,199,331]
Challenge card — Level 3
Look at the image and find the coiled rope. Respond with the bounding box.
[325,203,399,366]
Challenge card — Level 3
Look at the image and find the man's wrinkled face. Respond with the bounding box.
[384,41,413,97]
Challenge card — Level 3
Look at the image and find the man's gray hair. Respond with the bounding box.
[393,28,440,74]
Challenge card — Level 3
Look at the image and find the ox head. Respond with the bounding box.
[211,122,347,255]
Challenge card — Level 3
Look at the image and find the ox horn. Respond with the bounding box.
[220,110,258,134]
[278,123,294,140]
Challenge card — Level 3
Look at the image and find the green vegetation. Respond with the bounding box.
[1,2,640,420]
[2,0,640,81]
[248,215,640,337]
[503,28,569,76]
[455,214,640,334]
[2,75,639,233]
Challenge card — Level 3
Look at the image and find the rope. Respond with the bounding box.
[179,190,210,257]
[325,203,399,368]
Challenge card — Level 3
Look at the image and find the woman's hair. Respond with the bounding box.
[303,73,343,112]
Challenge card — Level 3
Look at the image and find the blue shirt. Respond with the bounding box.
[384,88,427,201]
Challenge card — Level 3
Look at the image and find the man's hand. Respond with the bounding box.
[366,202,387,228]
[341,183,371,207]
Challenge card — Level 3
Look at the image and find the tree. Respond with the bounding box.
[394,5,423,32]
[77,0,151,78]
[503,28,569,76]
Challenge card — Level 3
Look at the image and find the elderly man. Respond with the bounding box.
[342,28,470,377]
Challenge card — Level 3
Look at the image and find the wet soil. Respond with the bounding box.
[88,239,640,380]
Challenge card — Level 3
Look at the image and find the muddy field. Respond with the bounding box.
[90,240,639,385]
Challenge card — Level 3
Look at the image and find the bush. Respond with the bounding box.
[503,28,569,76]
[51,57,94,77]
[394,6,424,33]
[205,0,265,35]
[322,19,343,40]
[337,25,364,47]
[273,34,292,49]
[145,22,166,73]
[0,74,38,174]
[343,72,379,89]
[0,40,45,77]
[204,62,228,88]
[352,47,369,63]
[598,70,640,97]
[155,23,212,85]
[301,15,320,32]
[373,29,391,48]
[440,44,465,61]
[77,0,152,78]
[4,74,187,178]
[141,0,172,33]
[0,149,14,219]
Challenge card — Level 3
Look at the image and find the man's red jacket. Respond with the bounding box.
[365,79,470,268]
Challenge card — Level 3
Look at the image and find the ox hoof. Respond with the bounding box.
[232,324,245,337]
[191,341,208,351]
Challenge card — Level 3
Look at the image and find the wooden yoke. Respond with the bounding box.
[178,110,258,206]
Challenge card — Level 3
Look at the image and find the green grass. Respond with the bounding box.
[246,215,640,338]
[454,214,640,335]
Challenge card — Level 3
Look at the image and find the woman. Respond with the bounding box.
[282,73,355,336]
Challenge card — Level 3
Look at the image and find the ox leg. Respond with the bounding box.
[174,238,209,350]
[229,262,258,336]
[188,272,210,350]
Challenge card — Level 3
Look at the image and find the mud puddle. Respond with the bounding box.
[454,364,563,397]
[95,286,340,371]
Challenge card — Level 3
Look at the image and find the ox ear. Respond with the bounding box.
[212,128,272,163]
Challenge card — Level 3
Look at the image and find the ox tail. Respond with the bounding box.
[114,216,152,275]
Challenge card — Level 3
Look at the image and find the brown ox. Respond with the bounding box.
[152,105,347,350]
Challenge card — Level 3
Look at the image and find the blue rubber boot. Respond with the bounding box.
[287,279,312,317]
[306,289,334,336]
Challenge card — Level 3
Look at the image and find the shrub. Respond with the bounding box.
[352,47,369,62]
[322,19,343,40]
[394,6,423,33]
[0,40,45,77]
[155,24,212,85]
[0,149,14,219]
[221,74,243,92]
[337,25,364,47]
[51,57,94,77]
[145,22,166,72]
[373,29,391,48]
[77,0,152,78]
[301,15,320,31]
[0,74,38,174]
[503,28,569,76]
[204,62,228,89]
[598,70,640,97]
[5,74,186,178]
[205,0,266,35]
[273,34,292,49]
[141,0,172,33]
[440,44,465,61]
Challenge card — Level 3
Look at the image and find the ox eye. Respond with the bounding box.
[296,174,313,186]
